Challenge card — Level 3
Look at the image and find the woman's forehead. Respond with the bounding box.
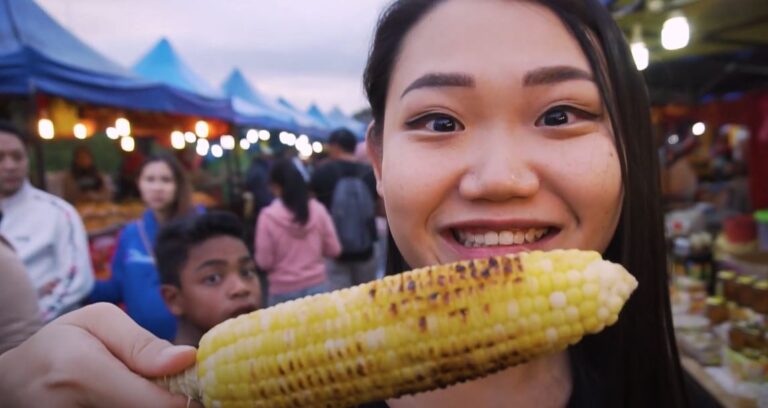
[389,0,593,94]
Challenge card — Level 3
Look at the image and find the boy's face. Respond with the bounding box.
[164,235,262,332]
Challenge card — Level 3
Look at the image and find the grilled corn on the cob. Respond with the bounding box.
[158,250,637,408]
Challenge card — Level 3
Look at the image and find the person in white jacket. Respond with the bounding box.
[0,121,94,321]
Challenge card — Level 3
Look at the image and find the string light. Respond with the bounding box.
[220,135,236,150]
[120,135,135,152]
[195,120,209,138]
[38,119,55,140]
[106,127,119,140]
[73,123,87,139]
[246,129,259,144]
[630,25,649,71]
[171,131,186,150]
[115,118,131,137]
[661,13,690,51]
[692,122,706,136]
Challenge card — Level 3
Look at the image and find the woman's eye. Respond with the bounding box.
[536,106,598,127]
[541,109,569,126]
[406,113,464,133]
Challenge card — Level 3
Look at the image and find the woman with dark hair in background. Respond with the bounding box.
[88,154,195,341]
[62,146,112,204]
[255,159,340,306]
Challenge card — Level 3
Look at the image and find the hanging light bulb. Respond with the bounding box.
[38,119,55,140]
[73,123,87,139]
[297,143,313,159]
[106,127,119,140]
[245,129,258,144]
[692,122,706,136]
[184,131,197,144]
[240,139,251,150]
[312,141,323,153]
[667,134,679,145]
[171,131,186,150]
[120,135,135,152]
[115,118,131,137]
[195,120,209,138]
[630,24,649,71]
[220,134,236,150]
[259,130,271,141]
[211,144,223,158]
[196,138,210,156]
[282,132,296,146]
[661,13,690,51]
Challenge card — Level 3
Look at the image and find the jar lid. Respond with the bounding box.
[736,275,756,285]
[755,209,768,223]
[754,279,768,290]
[718,270,736,280]
[706,296,724,306]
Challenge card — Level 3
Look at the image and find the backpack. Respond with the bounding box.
[330,169,375,255]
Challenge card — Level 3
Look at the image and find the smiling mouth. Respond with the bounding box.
[450,227,556,248]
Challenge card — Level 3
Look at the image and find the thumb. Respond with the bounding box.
[59,303,197,377]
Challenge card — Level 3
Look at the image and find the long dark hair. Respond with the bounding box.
[270,159,310,225]
[138,153,193,220]
[363,1,686,407]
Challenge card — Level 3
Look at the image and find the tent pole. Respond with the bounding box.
[28,90,47,191]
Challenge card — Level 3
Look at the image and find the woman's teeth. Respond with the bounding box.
[455,228,548,248]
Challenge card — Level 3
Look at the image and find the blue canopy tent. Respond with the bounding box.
[274,96,329,138]
[222,69,328,138]
[221,68,296,130]
[325,106,367,139]
[0,0,233,120]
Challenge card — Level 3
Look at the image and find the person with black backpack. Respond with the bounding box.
[310,128,378,290]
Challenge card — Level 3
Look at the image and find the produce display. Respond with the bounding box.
[157,250,637,408]
[76,201,145,234]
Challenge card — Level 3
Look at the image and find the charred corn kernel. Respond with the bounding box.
[158,250,637,408]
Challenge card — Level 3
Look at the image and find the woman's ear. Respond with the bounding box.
[365,121,384,198]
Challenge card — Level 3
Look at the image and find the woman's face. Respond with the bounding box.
[371,0,623,269]
[138,161,177,213]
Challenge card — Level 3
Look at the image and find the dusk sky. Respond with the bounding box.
[36,0,392,115]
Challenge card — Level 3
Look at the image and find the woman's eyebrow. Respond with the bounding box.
[523,65,593,86]
[400,72,475,98]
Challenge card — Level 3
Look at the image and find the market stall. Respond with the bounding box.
[609,0,768,405]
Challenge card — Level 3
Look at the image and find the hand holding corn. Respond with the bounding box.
[157,250,637,408]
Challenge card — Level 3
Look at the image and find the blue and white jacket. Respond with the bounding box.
[0,182,94,322]
[89,209,177,341]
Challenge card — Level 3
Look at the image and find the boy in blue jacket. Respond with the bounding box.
[157,211,262,346]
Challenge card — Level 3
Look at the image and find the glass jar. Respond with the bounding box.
[718,270,737,301]
[706,297,729,325]
[735,275,756,308]
[751,279,768,315]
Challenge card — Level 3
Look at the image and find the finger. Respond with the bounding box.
[58,303,197,377]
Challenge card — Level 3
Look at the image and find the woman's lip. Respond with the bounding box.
[440,229,559,259]
[445,218,560,230]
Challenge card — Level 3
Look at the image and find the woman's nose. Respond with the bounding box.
[458,133,540,202]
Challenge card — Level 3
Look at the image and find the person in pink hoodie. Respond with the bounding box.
[255,159,341,306]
